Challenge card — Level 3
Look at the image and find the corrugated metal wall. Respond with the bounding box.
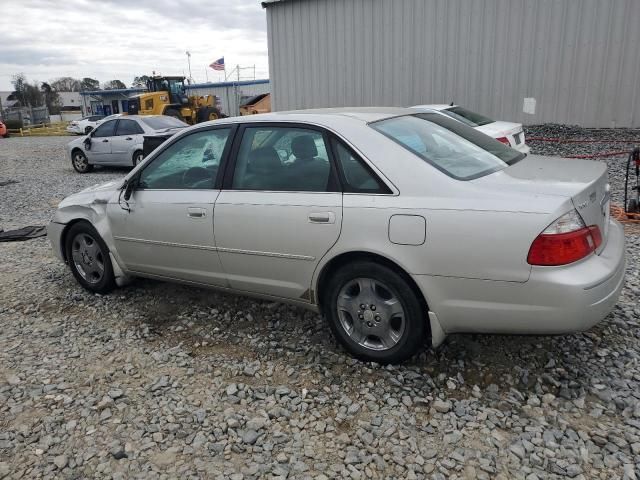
[265,0,640,127]
[186,80,270,116]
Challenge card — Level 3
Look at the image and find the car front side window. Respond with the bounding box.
[232,126,333,192]
[138,128,231,190]
[92,120,117,138]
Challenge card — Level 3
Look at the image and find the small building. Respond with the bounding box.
[57,92,82,111]
[263,0,640,127]
[80,88,147,116]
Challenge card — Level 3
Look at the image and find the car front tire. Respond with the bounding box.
[71,150,93,173]
[323,261,427,364]
[65,222,116,294]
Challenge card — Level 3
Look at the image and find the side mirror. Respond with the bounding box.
[83,136,92,150]
[123,178,136,201]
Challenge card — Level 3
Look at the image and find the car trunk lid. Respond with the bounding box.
[474,155,610,250]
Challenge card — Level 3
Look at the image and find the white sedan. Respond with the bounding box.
[411,104,530,154]
[66,115,105,135]
[67,115,187,173]
[49,108,624,364]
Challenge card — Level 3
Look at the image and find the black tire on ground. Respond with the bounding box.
[71,149,93,173]
[84,126,93,135]
[628,199,639,214]
[196,106,221,123]
[64,222,116,294]
[322,261,427,364]
[132,150,144,166]
[165,109,184,121]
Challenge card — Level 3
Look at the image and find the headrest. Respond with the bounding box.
[292,135,318,159]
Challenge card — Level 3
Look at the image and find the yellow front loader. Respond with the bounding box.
[130,76,223,124]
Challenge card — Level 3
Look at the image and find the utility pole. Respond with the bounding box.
[186,51,193,84]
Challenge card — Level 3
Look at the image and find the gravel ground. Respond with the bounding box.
[1,134,640,480]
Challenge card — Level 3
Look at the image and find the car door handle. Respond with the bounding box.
[187,207,206,219]
[125,137,133,140]
[102,139,109,143]
[308,212,335,224]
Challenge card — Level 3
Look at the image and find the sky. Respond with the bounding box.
[0,0,269,91]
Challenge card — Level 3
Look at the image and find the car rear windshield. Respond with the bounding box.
[441,106,494,127]
[370,113,525,180]
[141,116,188,130]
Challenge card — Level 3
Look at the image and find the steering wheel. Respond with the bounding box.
[181,167,211,188]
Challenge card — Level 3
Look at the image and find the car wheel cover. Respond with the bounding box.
[336,277,406,351]
[73,153,88,171]
[135,153,144,165]
[71,233,105,284]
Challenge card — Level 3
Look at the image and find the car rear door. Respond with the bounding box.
[86,120,117,163]
[107,125,235,285]
[213,123,343,301]
[111,119,145,165]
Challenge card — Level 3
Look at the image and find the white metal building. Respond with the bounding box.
[263,0,640,127]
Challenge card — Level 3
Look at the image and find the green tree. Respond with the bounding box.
[80,77,100,91]
[10,73,44,107]
[132,75,151,88]
[41,82,61,114]
[103,80,127,90]
[50,77,81,92]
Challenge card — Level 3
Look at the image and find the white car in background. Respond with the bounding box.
[66,115,105,135]
[411,104,530,154]
[95,113,124,127]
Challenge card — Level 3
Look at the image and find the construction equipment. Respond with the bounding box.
[624,147,640,215]
[128,76,223,125]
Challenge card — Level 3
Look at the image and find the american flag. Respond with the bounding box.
[210,57,225,71]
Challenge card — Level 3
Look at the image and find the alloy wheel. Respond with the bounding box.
[70,233,105,284]
[336,277,406,351]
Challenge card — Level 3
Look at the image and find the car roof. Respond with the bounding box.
[411,104,455,111]
[211,107,420,127]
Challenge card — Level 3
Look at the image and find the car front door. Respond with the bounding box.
[111,119,144,165]
[213,124,343,301]
[107,126,235,286]
[86,120,117,163]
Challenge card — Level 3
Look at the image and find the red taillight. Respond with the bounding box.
[496,136,510,145]
[527,226,602,266]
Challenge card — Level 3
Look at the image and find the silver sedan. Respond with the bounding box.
[48,108,625,363]
[67,115,187,173]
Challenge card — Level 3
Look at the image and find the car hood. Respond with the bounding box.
[476,120,522,137]
[58,180,122,209]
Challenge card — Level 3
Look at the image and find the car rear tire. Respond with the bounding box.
[197,106,221,123]
[132,150,144,166]
[65,222,116,294]
[72,150,93,173]
[323,261,427,364]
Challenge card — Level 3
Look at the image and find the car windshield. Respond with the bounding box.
[442,106,494,127]
[370,113,525,180]
[141,116,188,130]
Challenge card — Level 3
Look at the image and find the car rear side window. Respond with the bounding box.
[138,128,232,190]
[92,120,117,138]
[231,126,334,192]
[371,113,524,180]
[332,139,391,194]
[116,119,144,136]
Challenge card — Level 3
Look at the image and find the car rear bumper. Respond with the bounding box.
[413,219,626,336]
